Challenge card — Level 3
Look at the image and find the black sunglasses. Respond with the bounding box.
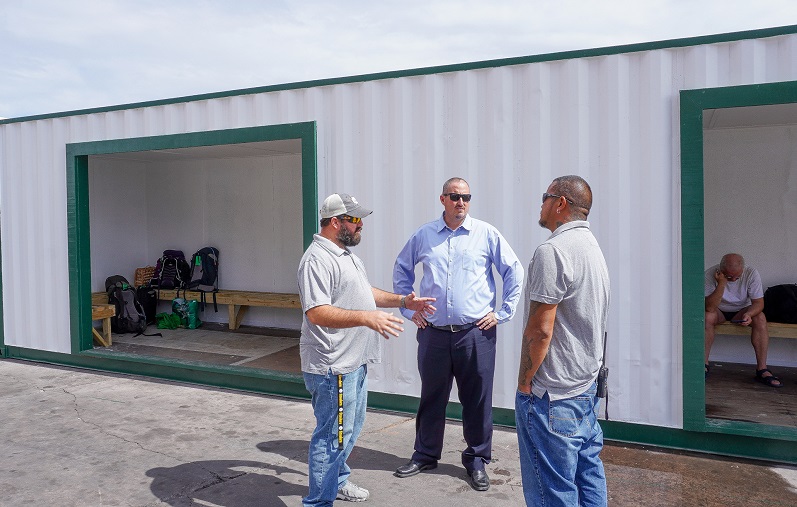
[444,193,472,202]
[542,192,574,205]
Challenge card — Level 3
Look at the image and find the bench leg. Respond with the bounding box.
[228,305,249,330]
[92,327,109,347]
[103,317,112,346]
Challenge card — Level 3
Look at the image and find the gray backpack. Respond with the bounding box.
[185,246,220,312]
[105,275,146,334]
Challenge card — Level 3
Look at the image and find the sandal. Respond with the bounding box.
[755,368,784,388]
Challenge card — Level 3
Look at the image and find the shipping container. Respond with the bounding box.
[2,25,797,462]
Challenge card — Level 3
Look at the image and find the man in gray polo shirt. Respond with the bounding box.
[515,175,610,507]
[298,193,435,507]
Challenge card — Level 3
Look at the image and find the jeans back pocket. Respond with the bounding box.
[549,395,592,437]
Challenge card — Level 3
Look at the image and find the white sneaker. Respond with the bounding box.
[336,481,370,502]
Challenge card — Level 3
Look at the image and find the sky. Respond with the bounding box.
[2,0,797,119]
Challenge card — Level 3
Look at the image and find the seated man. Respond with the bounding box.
[704,253,782,387]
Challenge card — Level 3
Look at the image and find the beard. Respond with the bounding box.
[338,226,361,247]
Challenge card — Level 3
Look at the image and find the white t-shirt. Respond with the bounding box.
[704,264,764,312]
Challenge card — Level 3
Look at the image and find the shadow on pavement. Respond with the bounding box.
[147,439,468,506]
[147,458,306,506]
[257,438,467,480]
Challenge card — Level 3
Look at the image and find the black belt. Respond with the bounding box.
[427,322,477,333]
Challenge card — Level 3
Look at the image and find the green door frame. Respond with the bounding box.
[6,122,319,396]
[681,80,797,442]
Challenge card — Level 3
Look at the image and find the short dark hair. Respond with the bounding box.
[551,175,592,219]
[442,177,469,194]
[320,217,332,227]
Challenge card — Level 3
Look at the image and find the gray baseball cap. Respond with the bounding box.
[320,193,373,219]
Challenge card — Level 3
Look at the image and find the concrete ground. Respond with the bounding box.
[2,358,797,507]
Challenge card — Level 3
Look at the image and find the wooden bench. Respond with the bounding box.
[91,304,115,346]
[92,289,301,330]
[716,321,797,339]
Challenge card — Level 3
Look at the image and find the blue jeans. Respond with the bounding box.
[302,365,368,507]
[515,383,607,507]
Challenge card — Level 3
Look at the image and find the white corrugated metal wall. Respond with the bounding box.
[2,32,797,429]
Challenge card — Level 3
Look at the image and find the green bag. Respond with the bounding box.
[172,298,202,329]
[156,312,181,329]
[186,299,202,329]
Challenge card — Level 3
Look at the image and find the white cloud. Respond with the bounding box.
[1,0,796,118]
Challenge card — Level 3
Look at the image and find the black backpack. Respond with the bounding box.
[105,275,147,334]
[136,285,159,325]
[152,249,191,290]
[185,246,220,311]
[764,284,797,324]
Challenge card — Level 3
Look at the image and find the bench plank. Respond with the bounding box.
[93,289,301,307]
[153,289,301,309]
[716,321,797,339]
[91,289,301,330]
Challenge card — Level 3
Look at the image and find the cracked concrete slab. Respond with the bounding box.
[2,358,797,506]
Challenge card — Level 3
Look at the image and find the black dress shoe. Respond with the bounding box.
[468,469,490,491]
[394,460,437,478]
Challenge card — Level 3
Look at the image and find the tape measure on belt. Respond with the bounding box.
[337,374,344,450]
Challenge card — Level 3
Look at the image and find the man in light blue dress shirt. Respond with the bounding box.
[392,177,524,491]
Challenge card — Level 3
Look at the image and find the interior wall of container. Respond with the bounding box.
[88,153,304,329]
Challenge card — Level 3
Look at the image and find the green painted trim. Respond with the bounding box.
[680,90,707,431]
[301,123,319,249]
[66,154,93,354]
[67,123,317,156]
[680,79,797,440]
[492,407,516,427]
[81,348,304,385]
[4,346,309,399]
[66,122,317,357]
[601,420,797,464]
[367,392,516,427]
[3,25,796,125]
[367,391,420,414]
[704,417,797,441]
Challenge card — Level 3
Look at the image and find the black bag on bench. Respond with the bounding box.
[136,285,158,325]
[764,284,797,324]
[185,246,220,312]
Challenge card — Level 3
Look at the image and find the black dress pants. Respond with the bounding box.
[411,324,497,472]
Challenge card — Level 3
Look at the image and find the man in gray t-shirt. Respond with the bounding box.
[297,193,435,507]
[704,253,781,387]
[515,175,610,507]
